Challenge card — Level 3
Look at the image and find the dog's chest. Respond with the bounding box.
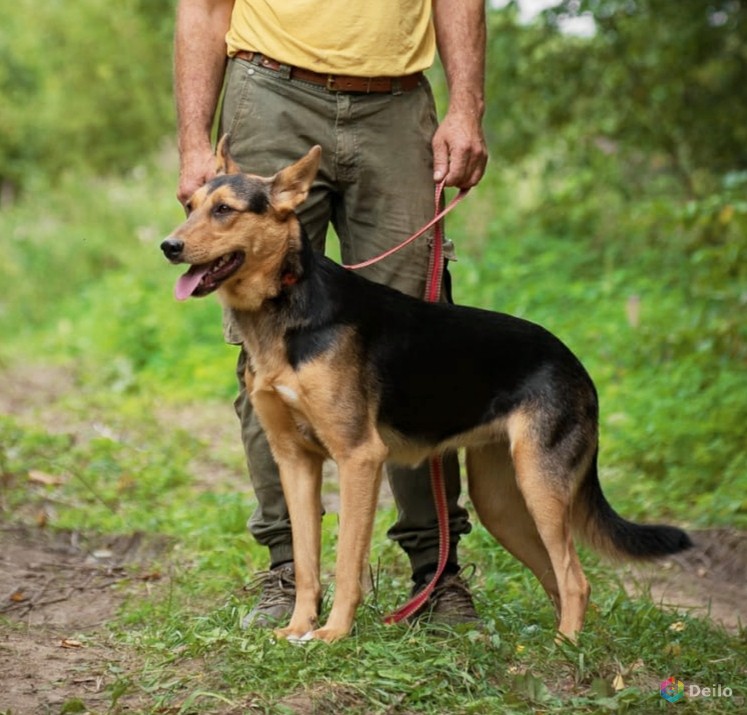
[250,359,328,455]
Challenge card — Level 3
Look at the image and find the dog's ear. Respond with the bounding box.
[270,145,322,217]
[215,134,242,175]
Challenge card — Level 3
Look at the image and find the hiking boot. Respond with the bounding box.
[413,565,482,626]
[241,562,296,629]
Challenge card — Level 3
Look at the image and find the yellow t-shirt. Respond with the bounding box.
[226,0,435,76]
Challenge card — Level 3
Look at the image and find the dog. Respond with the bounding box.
[161,139,691,643]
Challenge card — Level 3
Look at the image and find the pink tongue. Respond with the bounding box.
[175,264,210,301]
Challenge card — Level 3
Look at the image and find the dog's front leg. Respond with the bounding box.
[312,442,386,642]
[275,451,324,640]
[251,385,324,640]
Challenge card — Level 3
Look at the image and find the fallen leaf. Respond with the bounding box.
[28,470,65,486]
[613,673,626,691]
[60,638,84,649]
[9,590,28,603]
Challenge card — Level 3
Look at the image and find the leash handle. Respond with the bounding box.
[424,179,447,303]
[343,181,468,272]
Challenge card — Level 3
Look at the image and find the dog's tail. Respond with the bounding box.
[574,450,692,560]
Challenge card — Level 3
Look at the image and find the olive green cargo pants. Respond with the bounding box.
[221,56,471,578]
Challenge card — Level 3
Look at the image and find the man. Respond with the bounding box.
[174,0,488,627]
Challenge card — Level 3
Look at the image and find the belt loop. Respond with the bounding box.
[392,78,403,96]
[278,63,292,80]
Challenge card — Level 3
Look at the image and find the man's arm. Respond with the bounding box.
[432,0,488,189]
[174,0,235,205]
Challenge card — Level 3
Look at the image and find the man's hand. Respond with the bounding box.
[177,145,217,208]
[432,109,488,189]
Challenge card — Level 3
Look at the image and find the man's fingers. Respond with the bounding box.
[433,135,450,183]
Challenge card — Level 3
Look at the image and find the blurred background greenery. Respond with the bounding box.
[1,0,745,527]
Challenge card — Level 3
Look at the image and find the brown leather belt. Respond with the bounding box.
[234,50,423,94]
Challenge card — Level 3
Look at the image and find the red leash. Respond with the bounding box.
[383,454,451,624]
[344,179,469,624]
[342,181,468,272]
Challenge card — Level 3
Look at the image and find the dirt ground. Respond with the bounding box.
[1,365,745,713]
[0,527,168,713]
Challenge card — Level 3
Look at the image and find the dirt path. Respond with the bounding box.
[0,526,168,713]
[622,528,746,632]
[1,364,744,713]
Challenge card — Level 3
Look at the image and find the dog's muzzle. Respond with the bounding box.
[160,237,184,262]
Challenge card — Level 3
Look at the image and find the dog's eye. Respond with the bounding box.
[213,203,234,216]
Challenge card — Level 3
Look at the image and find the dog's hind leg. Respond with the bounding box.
[466,443,561,614]
[508,416,591,641]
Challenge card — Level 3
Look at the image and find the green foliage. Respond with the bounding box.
[0,0,175,191]
[544,0,747,187]
[0,153,237,401]
[120,584,745,714]
[487,1,747,196]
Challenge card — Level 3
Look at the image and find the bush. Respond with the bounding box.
[0,0,175,192]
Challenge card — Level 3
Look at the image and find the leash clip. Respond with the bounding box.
[427,236,457,262]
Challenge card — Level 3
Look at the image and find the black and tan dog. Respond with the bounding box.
[161,141,691,643]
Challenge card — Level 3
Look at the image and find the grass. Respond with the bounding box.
[1,150,745,712]
[2,392,745,712]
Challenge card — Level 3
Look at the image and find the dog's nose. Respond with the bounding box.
[160,237,184,261]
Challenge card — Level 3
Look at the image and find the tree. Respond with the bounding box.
[485,0,747,196]
[0,0,175,194]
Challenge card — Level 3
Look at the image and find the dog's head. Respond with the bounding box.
[161,137,321,310]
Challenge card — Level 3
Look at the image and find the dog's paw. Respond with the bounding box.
[286,631,315,645]
[274,625,310,641]
[275,622,350,644]
[308,625,349,643]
